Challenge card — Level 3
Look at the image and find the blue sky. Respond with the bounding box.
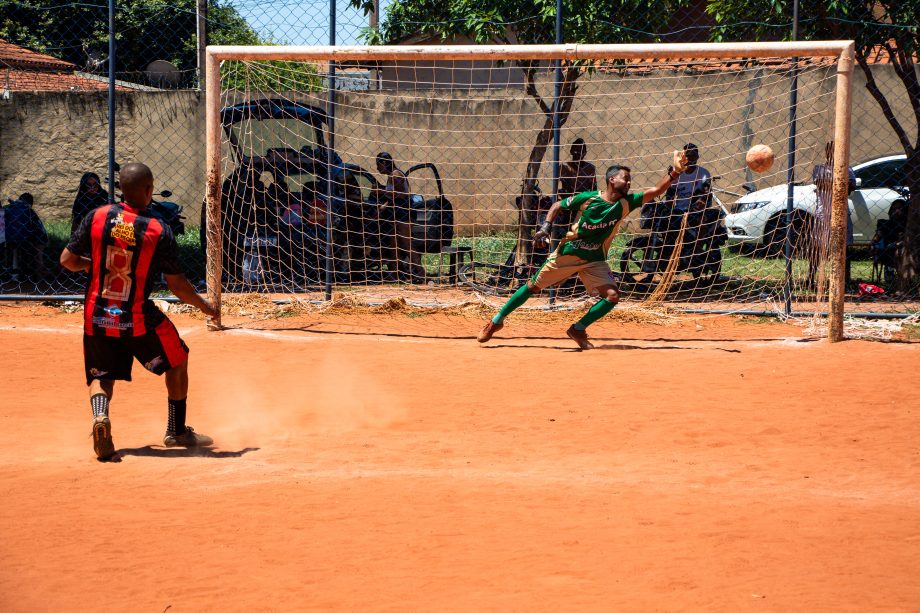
[233,0,393,46]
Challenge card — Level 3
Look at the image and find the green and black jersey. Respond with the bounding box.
[557,190,644,262]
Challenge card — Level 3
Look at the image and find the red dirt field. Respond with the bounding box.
[1,304,918,611]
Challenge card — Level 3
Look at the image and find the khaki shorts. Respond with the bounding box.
[530,252,617,294]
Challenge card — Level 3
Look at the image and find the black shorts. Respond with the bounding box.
[83,319,189,385]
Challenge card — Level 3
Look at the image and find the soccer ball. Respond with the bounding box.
[746,144,774,173]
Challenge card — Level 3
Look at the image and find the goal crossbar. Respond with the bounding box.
[204,41,856,341]
[206,41,854,61]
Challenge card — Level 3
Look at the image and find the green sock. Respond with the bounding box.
[492,284,533,324]
[573,299,617,330]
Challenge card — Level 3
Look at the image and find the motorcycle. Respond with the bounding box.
[148,190,186,236]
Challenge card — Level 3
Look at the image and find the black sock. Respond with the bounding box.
[91,393,109,419]
[167,398,187,435]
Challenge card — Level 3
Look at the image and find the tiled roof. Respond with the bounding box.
[864,43,918,64]
[0,39,74,70]
[0,66,115,91]
[0,38,138,92]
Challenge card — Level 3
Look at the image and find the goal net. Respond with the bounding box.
[206,43,855,338]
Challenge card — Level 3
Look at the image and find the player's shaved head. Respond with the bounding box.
[120,162,154,208]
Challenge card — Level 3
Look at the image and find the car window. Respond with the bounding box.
[406,165,439,200]
[285,171,318,196]
[856,160,904,189]
[230,118,319,157]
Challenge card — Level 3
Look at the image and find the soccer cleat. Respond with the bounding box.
[92,416,117,461]
[477,321,503,343]
[163,426,214,448]
[566,325,594,350]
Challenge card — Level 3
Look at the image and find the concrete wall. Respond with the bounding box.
[0,64,914,236]
[0,90,204,225]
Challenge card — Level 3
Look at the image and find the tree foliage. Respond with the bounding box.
[706,0,920,289]
[0,1,323,91]
[353,0,685,47]
[0,0,259,76]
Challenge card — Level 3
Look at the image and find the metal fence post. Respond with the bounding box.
[548,0,563,307]
[107,0,116,202]
[324,0,337,301]
[197,0,208,91]
[782,0,800,316]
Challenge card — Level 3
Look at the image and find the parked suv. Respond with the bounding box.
[725,154,908,254]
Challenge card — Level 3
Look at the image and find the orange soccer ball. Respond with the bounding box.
[746,144,775,173]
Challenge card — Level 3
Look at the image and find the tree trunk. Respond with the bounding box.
[515,114,556,267]
[514,64,581,268]
[897,149,920,294]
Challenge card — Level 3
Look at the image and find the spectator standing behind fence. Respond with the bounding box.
[670,143,712,213]
[71,172,109,235]
[810,141,856,289]
[557,139,598,241]
[559,138,597,199]
[5,193,49,278]
[375,152,425,282]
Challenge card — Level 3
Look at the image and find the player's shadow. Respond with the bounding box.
[482,341,740,353]
[263,327,789,344]
[269,326,476,340]
[117,446,260,459]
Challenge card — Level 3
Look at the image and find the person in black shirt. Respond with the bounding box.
[71,172,109,235]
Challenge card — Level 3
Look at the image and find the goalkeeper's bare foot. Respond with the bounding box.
[477,321,503,343]
[566,325,594,350]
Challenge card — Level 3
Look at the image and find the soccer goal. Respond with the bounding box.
[204,41,855,340]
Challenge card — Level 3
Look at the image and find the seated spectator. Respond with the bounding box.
[5,193,49,277]
[71,172,109,235]
[870,199,908,285]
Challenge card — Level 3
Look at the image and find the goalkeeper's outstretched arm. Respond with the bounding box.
[641,151,688,204]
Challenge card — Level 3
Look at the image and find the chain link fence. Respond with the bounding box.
[0,0,915,310]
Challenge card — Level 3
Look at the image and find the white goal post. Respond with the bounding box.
[204,41,855,340]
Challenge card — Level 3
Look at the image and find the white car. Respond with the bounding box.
[725,154,908,254]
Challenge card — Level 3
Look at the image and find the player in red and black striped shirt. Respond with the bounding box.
[61,163,218,461]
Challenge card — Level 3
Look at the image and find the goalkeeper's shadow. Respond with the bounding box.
[481,342,733,352]
[117,446,260,459]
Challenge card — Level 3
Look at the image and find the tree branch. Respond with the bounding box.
[885,42,920,132]
[521,63,551,115]
[556,64,581,126]
[856,53,914,155]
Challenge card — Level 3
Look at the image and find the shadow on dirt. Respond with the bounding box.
[117,446,260,459]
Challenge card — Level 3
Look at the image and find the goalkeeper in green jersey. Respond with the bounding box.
[477,151,689,350]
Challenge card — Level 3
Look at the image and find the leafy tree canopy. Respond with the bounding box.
[350,0,688,47]
[0,0,260,73]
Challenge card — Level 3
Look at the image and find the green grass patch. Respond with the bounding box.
[42,220,893,295]
[736,315,777,324]
[46,220,207,280]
